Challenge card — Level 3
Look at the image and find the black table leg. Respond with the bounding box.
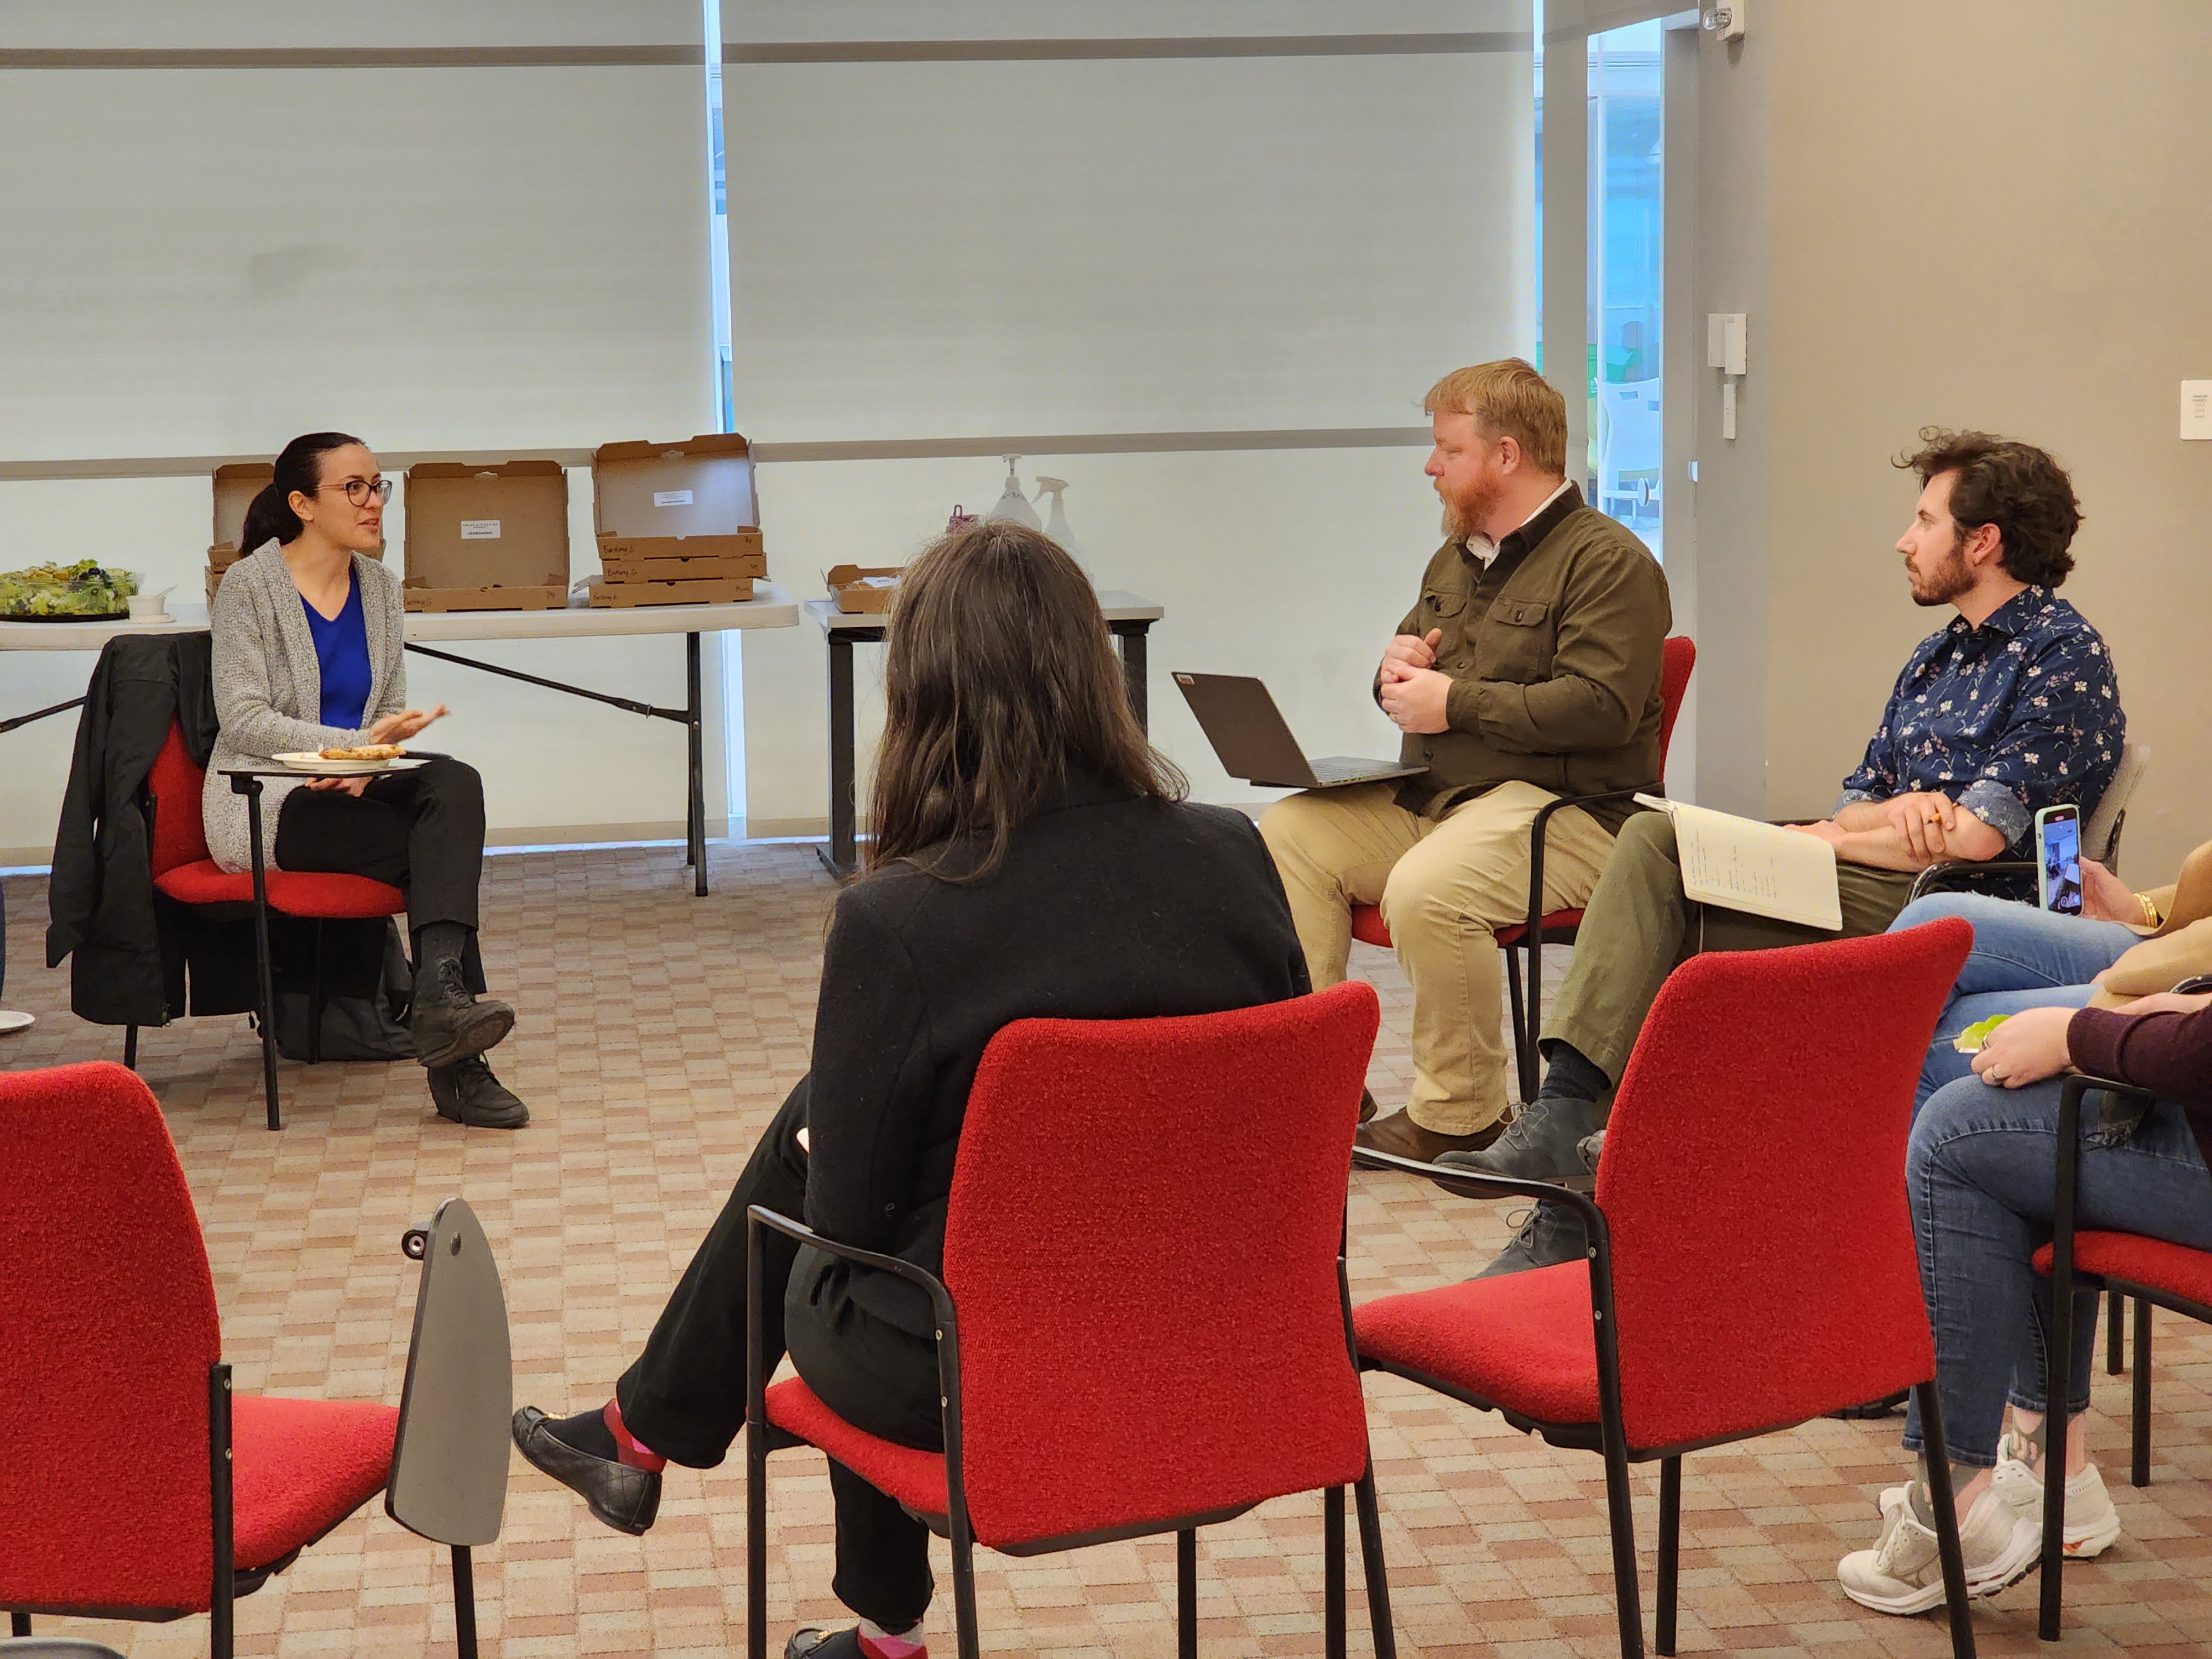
[1113,622,1151,732]
[818,634,858,879]
[686,631,707,896]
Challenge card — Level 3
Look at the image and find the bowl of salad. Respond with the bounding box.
[0,560,141,620]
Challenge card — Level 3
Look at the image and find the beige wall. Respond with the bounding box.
[1690,1,2212,881]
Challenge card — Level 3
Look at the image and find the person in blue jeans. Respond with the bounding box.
[1837,860,2212,1616]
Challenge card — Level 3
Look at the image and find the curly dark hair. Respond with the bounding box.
[1896,428,2081,587]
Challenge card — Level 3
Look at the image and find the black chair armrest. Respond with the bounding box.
[1352,1147,1607,1240]
[745,1204,959,1331]
[1909,859,2034,903]
[1524,784,1660,936]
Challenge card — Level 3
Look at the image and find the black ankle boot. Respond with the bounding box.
[429,1055,529,1129]
[410,955,514,1068]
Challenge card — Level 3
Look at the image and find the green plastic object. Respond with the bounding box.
[1953,1013,2013,1054]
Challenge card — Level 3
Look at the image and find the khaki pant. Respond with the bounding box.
[1542,810,1918,1083]
[1258,780,1616,1134]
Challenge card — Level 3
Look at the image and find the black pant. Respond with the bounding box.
[618,1078,942,1630]
[274,755,486,935]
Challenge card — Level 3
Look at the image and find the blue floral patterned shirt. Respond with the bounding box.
[1833,586,2124,854]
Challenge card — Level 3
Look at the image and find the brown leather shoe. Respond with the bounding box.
[1352,1108,1506,1168]
[1358,1088,1378,1124]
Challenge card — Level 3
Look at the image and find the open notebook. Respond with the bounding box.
[1634,794,1844,931]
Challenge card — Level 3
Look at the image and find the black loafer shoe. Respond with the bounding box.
[785,1630,870,1658]
[512,1405,660,1535]
[411,956,515,1070]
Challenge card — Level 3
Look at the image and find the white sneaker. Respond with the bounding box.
[1989,1432,2122,1558]
[1838,1485,2041,1615]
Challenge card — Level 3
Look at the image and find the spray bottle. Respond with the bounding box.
[985,455,1042,530]
[1034,475,1077,559]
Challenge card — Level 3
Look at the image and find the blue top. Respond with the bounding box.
[1835,586,2125,855]
[301,570,372,731]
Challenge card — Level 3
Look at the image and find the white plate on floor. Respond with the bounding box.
[273,752,430,776]
[0,1010,34,1034]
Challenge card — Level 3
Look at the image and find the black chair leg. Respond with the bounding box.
[1656,1456,1681,1656]
[745,1416,768,1659]
[451,1545,478,1659]
[1324,1486,1346,1659]
[1177,1527,1198,1659]
[10,1611,30,1637]
[2131,1295,2152,1489]
[948,1513,983,1659]
[1504,944,1533,1102]
[2107,1292,2125,1374]
[1598,1428,1646,1659]
[1914,1383,1978,1659]
[1353,1462,1397,1659]
[124,1024,139,1070]
[307,920,325,1066]
[249,897,281,1130]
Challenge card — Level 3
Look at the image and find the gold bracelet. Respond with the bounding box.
[2137,893,2163,928]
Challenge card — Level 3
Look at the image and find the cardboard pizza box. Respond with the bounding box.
[826,564,902,613]
[581,573,755,608]
[597,540,766,584]
[208,461,385,564]
[401,460,570,612]
[592,433,764,566]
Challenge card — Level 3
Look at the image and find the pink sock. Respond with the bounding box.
[603,1399,668,1472]
[858,1617,925,1658]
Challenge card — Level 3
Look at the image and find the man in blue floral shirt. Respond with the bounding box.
[1444,429,2127,1274]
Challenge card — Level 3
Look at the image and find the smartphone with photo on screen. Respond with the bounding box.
[2036,803,2083,915]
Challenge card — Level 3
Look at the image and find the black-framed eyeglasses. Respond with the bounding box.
[321,477,393,507]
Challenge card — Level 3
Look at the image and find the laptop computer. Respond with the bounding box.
[1173,672,1427,790]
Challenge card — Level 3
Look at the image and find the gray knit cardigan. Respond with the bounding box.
[204,542,406,873]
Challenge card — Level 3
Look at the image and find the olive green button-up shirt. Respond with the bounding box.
[1378,483,1672,831]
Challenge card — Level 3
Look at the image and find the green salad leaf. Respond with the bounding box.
[0,559,140,618]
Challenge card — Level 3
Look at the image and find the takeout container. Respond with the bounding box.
[826,565,903,613]
[401,460,570,612]
[588,434,766,607]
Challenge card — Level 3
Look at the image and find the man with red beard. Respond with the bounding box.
[1260,359,1672,1163]
[1451,429,2125,1279]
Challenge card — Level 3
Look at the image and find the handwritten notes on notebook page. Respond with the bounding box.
[1632,794,1844,931]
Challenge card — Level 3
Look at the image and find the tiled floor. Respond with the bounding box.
[5,846,2210,1657]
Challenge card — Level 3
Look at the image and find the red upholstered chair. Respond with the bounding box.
[1352,921,1977,1659]
[2029,1074,2212,1641]
[139,721,405,1130]
[0,1062,413,1658]
[1350,634,1697,1103]
[744,980,1395,1659]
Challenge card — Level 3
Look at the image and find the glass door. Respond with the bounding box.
[1587,19,1666,557]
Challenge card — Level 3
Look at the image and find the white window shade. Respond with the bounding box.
[0,58,712,462]
[723,9,1536,443]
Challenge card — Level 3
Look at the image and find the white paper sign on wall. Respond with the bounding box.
[2181,382,2212,441]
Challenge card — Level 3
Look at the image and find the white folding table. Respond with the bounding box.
[1,588,801,895]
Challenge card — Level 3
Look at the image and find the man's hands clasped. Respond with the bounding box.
[1378,628,1453,735]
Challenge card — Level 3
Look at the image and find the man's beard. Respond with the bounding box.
[1439,474,1504,544]
[1908,534,1974,608]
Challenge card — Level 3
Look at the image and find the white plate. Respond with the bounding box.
[0,1010,34,1034]
[273,752,429,776]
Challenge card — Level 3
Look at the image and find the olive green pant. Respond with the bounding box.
[1258,779,1618,1135]
[1541,811,1917,1085]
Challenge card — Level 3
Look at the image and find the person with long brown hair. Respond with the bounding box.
[513,520,1308,1659]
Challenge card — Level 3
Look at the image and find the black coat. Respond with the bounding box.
[45,633,226,1025]
[800,775,1311,1337]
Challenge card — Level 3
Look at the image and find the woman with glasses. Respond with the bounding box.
[205,431,526,1128]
